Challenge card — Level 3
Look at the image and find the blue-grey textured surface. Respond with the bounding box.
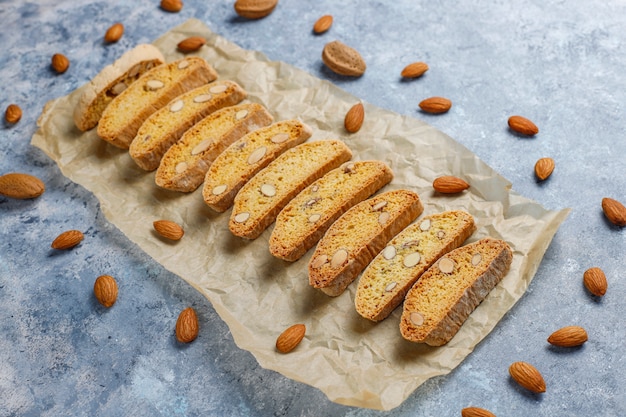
[1,1,624,416]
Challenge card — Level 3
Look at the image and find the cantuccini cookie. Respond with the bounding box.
[155,102,274,192]
[355,210,475,322]
[309,189,423,297]
[130,80,248,171]
[74,44,165,131]
[97,57,217,149]
[400,238,513,346]
[202,119,313,212]
[229,140,352,240]
[269,160,393,262]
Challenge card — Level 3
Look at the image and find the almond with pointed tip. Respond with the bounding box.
[104,23,124,43]
[313,15,333,34]
[419,96,452,114]
[401,62,429,78]
[5,104,22,124]
[51,53,70,74]
[177,36,206,53]
[275,323,305,353]
[433,176,470,193]
[509,361,546,393]
[583,267,608,296]
[0,172,45,199]
[176,307,199,343]
[234,0,278,19]
[322,40,366,77]
[160,0,183,12]
[461,407,497,417]
[94,275,118,308]
[153,220,184,241]
[344,102,364,133]
[51,230,84,250]
[508,115,538,136]
[601,197,626,227]
[547,326,588,347]
[534,157,555,181]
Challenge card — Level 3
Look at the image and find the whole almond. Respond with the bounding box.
[51,230,84,250]
[0,172,45,199]
[160,0,183,12]
[401,62,429,78]
[583,267,608,296]
[547,325,588,347]
[153,220,184,240]
[104,23,124,43]
[313,15,333,34]
[94,275,118,308]
[344,102,364,133]
[51,53,70,74]
[177,36,206,53]
[275,323,306,353]
[461,407,497,417]
[322,40,366,77]
[176,307,199,343]
[5,104,22,124]
[433,176,470,193]
[234,0,278,19]
[601,197,626,227]
[419,96,452,114]
[508,115,539,136]
[534,157,555,181]
[509,361,546,393]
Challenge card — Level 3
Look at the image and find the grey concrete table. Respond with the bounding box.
[1,1,624,416]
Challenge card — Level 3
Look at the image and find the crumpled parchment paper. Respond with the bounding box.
[32,18,569,411]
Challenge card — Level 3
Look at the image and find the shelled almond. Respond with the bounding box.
[547,326,588,347]
[4,104,22,124]
[94,275,118,308]
[419,97,452,114]
[177,36,206,53]
[0,172,45,199]
[176,307,199,343]
[160,0,183,12]
[313,15,333,34]
[601,197,626,227]
[401,62,429,78]
[508,115,538,136]
[51,53,70,74]
[433,176,469,193]
[104,23,124,43]
[153,220,184,240]
[276,323,306,353]
[583,267,608,296]
[344,102,364,133]
[509,361,546,393]
[51,230,84,250]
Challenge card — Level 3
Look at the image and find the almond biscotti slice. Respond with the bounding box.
[229,140,352,240]
[130,80,248,171]
[154,102,274,192]
[400,238,513,346]
[269,161,394,262]
[309,189,423,297]
[202,119,313,212]
[74,44,165,131]
[97,57,217,149]
[355,210,475,322]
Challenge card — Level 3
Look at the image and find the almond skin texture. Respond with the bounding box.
[51,53,70,74]
[548,326,588,347]
[344,102,364,133]
[583,267,608,296]
[433,176,470,193]
[322,40,366,77]
[94,275,118,308]
[234,0,278,19]
[104,23,124,43]
[401,62,429,78]
[160,0,183,12]
[461,407,497,417]
[509,361,546,393]
[176,307,199,343]
[419,96,452,114]
[177,36,206,53]
[275,323,305,353]
[153,220,184,241]
[51,230,84,250]
[534,157,555,181]
[508,115,539,136]
[601,197,626,227]
[5,104,22,124]
[0,172,45,199]
[313,15,333,34]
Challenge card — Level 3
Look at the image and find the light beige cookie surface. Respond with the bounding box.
[97,57,217,149]
[229,140,352,240]
[269,160,393,262]
[355,210,475,322]
[400,238,513,346]
[155,102,274,192]
[74,44,165,132]
[309,189,423,297]
[130,80,248,171]
[202,119,313,212]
